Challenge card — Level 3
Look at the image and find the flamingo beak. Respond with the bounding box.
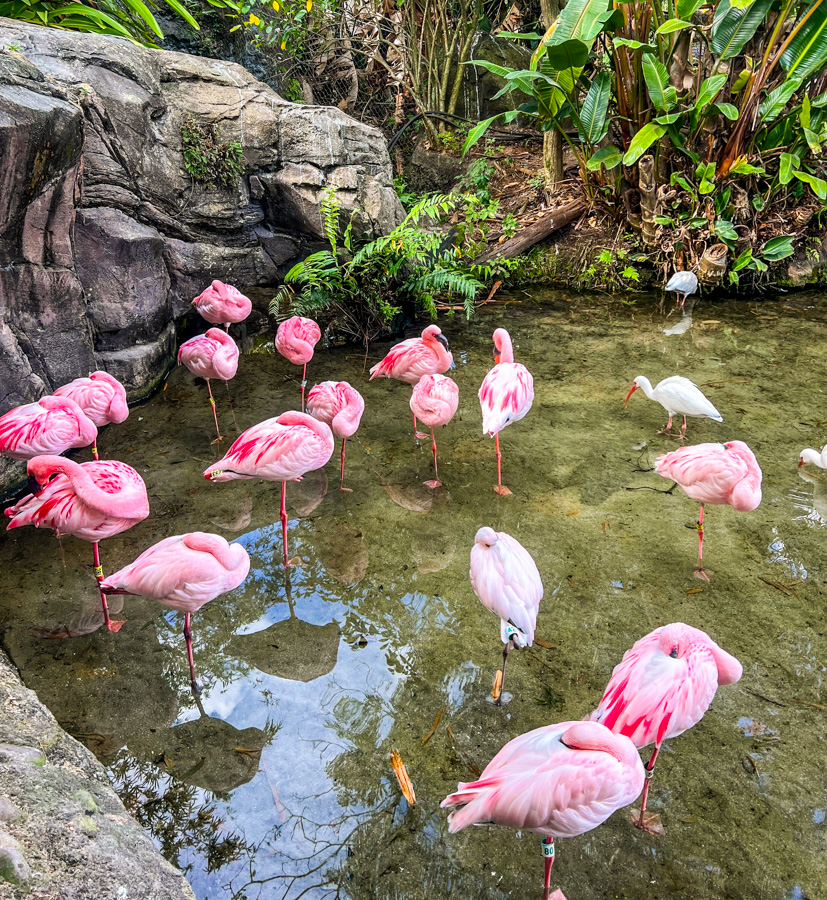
[435,333,450,352]
[27,475,44,496]
[624,384,638,407]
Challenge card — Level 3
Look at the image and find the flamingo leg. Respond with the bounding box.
[207,380,223,444]
[496,639,512,706]
[224,379,239,431]
[493,433,513,496]
[339,437,352,492]
[412,410,427,441]
[91,444,99,461]
[92,542,123,632]
[694,504,709,581]
[280,480,289,567]
[301,363,307,413]
[633,744,665,835]
[423,427,442,489]
[184,611,199,694]
[541,837,557,900]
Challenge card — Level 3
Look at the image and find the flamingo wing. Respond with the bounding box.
[370,338,436,383]
[479,363,534,435]
[656,442,748,504]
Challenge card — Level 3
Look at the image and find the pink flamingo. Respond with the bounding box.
[192,281,252,329]
[306,381,365,491]
[470,527,543,704]
[479,328,534,495]
[101,532,250,692]
[275,316,322,412]
[590,622,742,834]
[5,455,149,632]
[204,412,334,566]
[178,329,240,444]
[409,374,459,488]
[441,720,644,900]
[0,397,97,461]
[655,440,762,580]
[369,325,453,438]
[53,371,128,459]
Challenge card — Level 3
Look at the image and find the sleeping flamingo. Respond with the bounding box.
[53,372,128,459]
[655,440,762,580]
[369,325,453,438]
[441,720,644,900]
[306,381,365,491]
[5,455,149,631]
[204,412,333,566]
[479,328,534,495]
[625,375,722,440]
[101,532,250,692]
[275,316,322,412]
[591,622,742,834]
[178,329,240,444]
[470,527,543,705]
[192,281,252,329]
[0,397,97,461]
[409,374,459,488]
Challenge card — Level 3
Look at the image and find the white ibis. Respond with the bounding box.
[665,271,698,309]
[625,375,722,440]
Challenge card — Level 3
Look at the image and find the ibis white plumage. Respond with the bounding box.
[665,270,698,309]
[799,445,827,469]
[625,375,722,440]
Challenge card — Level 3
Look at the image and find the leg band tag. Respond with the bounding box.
[301,380,307,388]
[542,838,555,859]
[94,566,104,578]
[209,397,216,406]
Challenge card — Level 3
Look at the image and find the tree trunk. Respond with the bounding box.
[473,200,587,264]
[639,154,658,248]
[543,130,564,185]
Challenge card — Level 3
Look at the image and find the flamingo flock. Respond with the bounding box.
[0,279,806,900]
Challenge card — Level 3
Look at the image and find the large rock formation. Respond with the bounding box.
[0,19,402,491]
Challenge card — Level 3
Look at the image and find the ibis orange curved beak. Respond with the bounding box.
[798,458,805,468]
[624,383,637,408]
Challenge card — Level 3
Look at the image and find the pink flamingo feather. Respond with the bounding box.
[192,281,252,328]
[0,397,97,461]
[275,316,322,411]
[409,374,458,488]
[53,371,128,459]
[306,381,365,491]
[178,328,240,444]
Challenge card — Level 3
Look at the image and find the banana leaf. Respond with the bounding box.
[642,53,677,110]
[578,71,611,143]
[711,0,773,59]
[781,0,827,82]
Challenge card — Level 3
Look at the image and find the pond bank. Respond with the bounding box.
[0,649,193,900]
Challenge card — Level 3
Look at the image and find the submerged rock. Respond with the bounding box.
[0,19,402,493]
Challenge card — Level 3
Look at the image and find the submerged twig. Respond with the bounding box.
[421,707,444,746]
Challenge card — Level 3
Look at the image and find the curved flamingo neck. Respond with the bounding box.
[30,455,142,518]
[560,722,636,766]
[182,533,245,570]
[494,329,514,364]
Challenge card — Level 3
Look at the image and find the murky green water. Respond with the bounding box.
[1,291,826,900]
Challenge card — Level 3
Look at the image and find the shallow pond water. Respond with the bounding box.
[1,291,826,900]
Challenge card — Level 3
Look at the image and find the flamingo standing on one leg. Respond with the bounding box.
[275,316,322,412]
[591,622,742,835]
[479,328,534,495]
[369,325,453,438]
[409,374,459,488]
[53,371,129,460]
[470,527,543,705]
[178,329,240,444]
[306,381,365,491]
[192,281,252,330]
[441,720,644,900]
[204,412,333,566]
[101,533,250,692]
[624,375,722,440]
[4,455,149,631]
[0,397,97,461]
[655,440,762,580]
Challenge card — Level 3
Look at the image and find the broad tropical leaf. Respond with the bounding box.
[587,146,623,169]
[461,115,501,158]
[761,236,795,260]
[677,0,704,18]
[758,77,802,123]
[612,37,656,49]
[695,74,728,110]
[623,122,668,165]
[781,0,827,82]
[712,102,740,119]
[711,0,773,59]
[794,169,827,198]
[553,0,612,42]
[544,38,590,70]
[642,53,677,110]
[578,71,611,143]
[779,151,796,183]
[656,18,694,33]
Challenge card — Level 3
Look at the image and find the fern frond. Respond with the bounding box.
[321,188,341,254]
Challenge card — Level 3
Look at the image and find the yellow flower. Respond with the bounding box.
[272,1,279,9]
[280,40,286,49]
[248,12,261,25]
[306,0,312,10]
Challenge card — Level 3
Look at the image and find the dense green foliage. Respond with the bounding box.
[466,0,827,281]
[0,0,214,44]
[269,190,510,343]
[180,116,245,188]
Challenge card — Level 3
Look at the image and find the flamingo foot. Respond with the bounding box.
[493,484,513,496]
[693,566,710,582]
[338,486,353,493]
[414,431,428,440]
[106,619,127,633]
[191,679,201,695]
[211,435,224,445]
[487,691,513,706]
[423,479,443,489]
[284,557,306,568]
[547,891,567,900]
[631,809,665,835]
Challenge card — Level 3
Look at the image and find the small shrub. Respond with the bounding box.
[180,116,244,189]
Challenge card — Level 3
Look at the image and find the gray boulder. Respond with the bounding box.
[0,19,403,493]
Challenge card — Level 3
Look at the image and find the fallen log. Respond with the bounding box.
[473,199,588,265]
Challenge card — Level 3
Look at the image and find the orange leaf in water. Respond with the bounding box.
[491,669,503,702]
[390,750,416,806]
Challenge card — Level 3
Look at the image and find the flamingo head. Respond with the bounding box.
[559,721,641,768]
[423,325,450,354]
[474,526,499,548]
[624,376,644,407]
[657,622,696,660]
[26,455,71,491]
